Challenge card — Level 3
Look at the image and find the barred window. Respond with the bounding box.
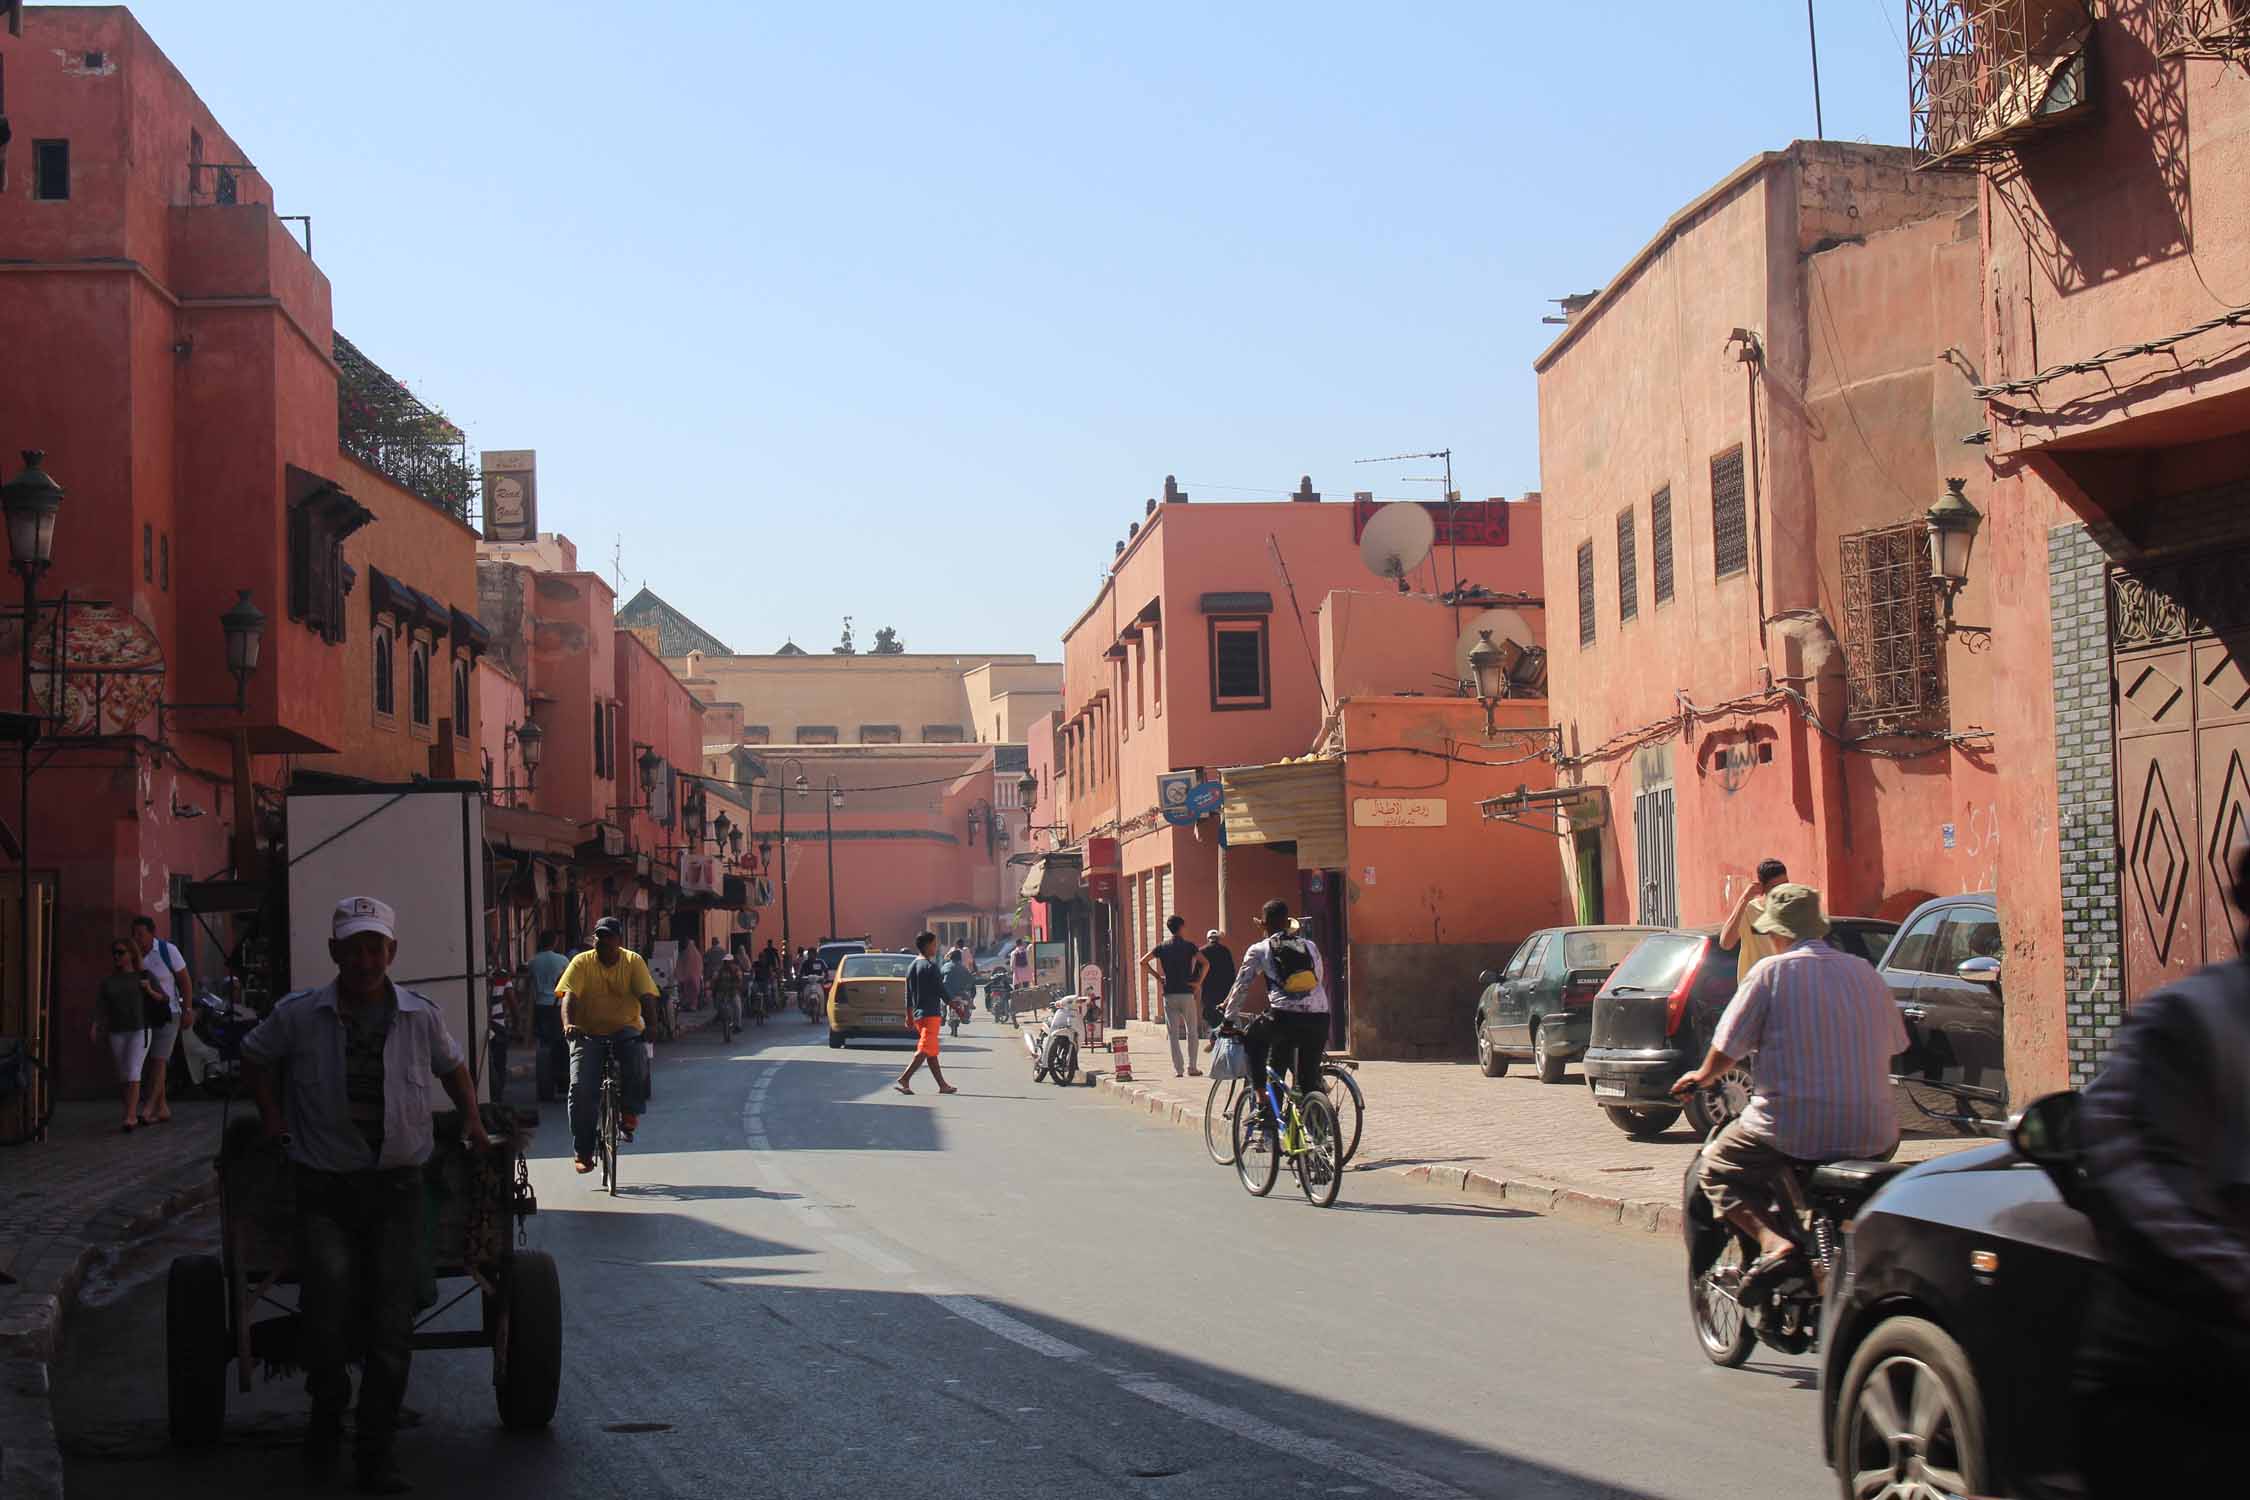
[1712,446,1747,579]
[1576,540,1596,648]
[1650,486,1674,605]
[1616,508,1639,623]
[1841,522,1947,723]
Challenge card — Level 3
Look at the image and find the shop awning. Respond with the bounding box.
[1220,758,1347,870]
[484,802,581,857]
[1020,852,1084,904]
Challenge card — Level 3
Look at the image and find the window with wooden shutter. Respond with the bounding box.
[1840,522,1947,724]
[1576,541,1596,647]
[1651,486,1674,605]
[1712,446,1748,579]
[1617,508,1639,623]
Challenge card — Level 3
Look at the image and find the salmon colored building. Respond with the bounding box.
[0,8,491,1104]
[1536,142,1998,963]
[1906,3,2250,1094]
[1053,478,1547,1052]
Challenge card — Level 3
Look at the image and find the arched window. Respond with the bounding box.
[373,631,395,718]
[409,642,431,727]
[451,661,470,741]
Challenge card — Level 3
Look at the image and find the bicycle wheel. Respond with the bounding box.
[1203,1077,1241,1165]
[1232,1091,1279,1197]
[1294,1093,1342,1208]
[1318,1064,1365,1169]
[600,1077,620,1197]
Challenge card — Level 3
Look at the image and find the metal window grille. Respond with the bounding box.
[1616,508,1639,623]
[1711,448,1748,580]
[1841,522,1948,724]
[2160,1,2250,60]
[1650,486,1674,605]
[1576,540,1596,647]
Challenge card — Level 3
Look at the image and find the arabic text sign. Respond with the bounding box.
[1353,797,1448,828]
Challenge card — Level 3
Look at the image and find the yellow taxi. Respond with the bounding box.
[826,951,918,1048]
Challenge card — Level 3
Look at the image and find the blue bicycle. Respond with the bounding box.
[1228,1060,1342,1208]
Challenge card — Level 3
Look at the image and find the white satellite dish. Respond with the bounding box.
[1358,503,1436,592]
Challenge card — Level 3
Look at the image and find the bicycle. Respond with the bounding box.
[714,989,740,1045]
[1229,1068,1342,1208]
[1205,1051,1363,1170]
[596,1051,622,1198]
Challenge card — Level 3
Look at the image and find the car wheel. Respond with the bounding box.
[827,1031,846,1050]
[1599,1104,1681,1137]
[1535,1021,1567,1084]
[1831,1316,1986,1500]
[1476,1027,1507,1078]
[1684,1064,1753,1137]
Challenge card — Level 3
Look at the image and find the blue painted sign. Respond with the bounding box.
[1186,780,1224,817]
[1158,772,1198,826]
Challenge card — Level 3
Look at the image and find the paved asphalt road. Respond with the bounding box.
[56,1017,1838,1499]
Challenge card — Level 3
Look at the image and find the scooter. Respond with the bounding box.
[1023,993,1086,1086]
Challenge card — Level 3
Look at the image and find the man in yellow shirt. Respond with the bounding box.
[1720,859,1790,976]
[557,917,659,1174]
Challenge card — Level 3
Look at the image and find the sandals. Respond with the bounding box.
[1740,1248,1807,1301]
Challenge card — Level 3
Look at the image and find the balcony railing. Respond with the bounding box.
[334,333,477,522]
[1907,0,2096,166]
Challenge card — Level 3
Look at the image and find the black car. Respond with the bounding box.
[1820,1095,2099,1497]
[1873,893,2007,1135]
[1582,917,1899,1138]
[1474,925,1662,1084]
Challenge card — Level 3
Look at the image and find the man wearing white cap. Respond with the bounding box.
[241,895,489,1493]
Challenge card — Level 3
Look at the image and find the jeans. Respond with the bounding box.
[294,1166,422,1461]
[1163,992,1202,1073]
[568,1029,647,1161]
[533,1006,566,1101]
[487,1036,510,1106]
[1251,1011,1327,1100]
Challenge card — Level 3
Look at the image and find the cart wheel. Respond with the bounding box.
[494,1250,563,1429]
[167,1254,227,1447]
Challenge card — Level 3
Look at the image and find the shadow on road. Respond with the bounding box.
[1331,1199,1533,1220]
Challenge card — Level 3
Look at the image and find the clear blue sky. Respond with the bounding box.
[125,1,1913,658]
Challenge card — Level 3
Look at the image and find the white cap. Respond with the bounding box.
[1206,929,1222,942]
[332,896,397,942]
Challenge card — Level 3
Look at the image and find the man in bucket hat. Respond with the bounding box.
[1673,884,1907,1296]
[241,896,489,1492]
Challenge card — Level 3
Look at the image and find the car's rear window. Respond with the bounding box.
[1564,930,1656,970]
[837,954,913,979]
[1604,933,1704,991]
[1827,922,1897,965]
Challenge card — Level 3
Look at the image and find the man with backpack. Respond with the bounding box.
[1222,899,1330,1105]
[131,915,191,1126]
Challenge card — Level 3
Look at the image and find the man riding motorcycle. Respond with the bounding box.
[939,947,977,1027]
[1671,884,1908,1296]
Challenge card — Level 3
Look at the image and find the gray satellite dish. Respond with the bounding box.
[1358,502,1436,592]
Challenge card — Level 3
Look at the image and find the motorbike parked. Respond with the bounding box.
[180,989,255,1099]
[1683,1120,1911,1366]
[1023,993,1087,1086]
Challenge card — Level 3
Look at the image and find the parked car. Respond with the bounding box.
[1581,915,1899,1138]
[825,950,917,1048]
[1873,893,2007,1135]
[1475,926,1663,1084]
[1819,1093,2099,1497]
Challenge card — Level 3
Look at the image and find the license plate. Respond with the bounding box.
[1591,1081,1626,1098]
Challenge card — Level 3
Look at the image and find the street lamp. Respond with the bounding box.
[2,451,64,578]
[1468,628,1511,737]
[823,777,842,942]
[712,809,733,854]
[495,717,542,804]
[1925,477,1989,641]
[637,745,662,801]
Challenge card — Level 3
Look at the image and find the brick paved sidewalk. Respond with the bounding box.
[1087,1018,1981,1233]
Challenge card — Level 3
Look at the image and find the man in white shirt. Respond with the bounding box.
[131,914,191,1125]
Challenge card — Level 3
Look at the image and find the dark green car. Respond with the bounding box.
[1475,926,1664,1084]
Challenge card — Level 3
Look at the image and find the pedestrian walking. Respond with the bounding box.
[1719,858,1789,975]
[2072,842,2250,1495]
[557,916,658,1173]
[1198,928,1236,1040]
[130,914,190,1126]
[526,930,570,1104]
[893,931,958,1097]
[90,938,165,1132]
[1142,914,1211,1077]
[239,896,490,1493]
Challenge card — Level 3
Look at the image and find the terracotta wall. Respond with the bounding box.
[664,651,1053,746]
[525,572,620,829]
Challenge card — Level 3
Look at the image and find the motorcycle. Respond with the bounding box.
[1023,992,1086,1086]
[1683,1118,1911,1367]
[986,971,1014,1025]
[799,974,827,1021]
[181,989,254,1099]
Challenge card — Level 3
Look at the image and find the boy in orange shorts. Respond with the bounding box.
[895,930,958,1097]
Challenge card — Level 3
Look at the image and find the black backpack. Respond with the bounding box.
[1268,934,1319,997]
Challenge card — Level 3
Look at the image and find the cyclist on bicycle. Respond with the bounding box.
[557,916,658,1174]
[1223,898,1330,1122]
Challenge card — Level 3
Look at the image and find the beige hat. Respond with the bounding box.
[1752,884,1830,942]
[332,895,396,942]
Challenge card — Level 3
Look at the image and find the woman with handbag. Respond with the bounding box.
[90,939,167,1132]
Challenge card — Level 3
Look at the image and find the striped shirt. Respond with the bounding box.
[1711,938,1908,1160]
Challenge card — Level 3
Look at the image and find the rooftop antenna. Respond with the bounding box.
[612,535,624,599]
[1356,448,1459,627]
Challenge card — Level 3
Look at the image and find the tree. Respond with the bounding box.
[832,616,856,655]
[872,626,905,655]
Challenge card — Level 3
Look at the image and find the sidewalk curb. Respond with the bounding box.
[0,1159,220,1500]
[1089,1072,1683,1238]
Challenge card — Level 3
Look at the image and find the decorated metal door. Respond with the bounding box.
[1633,784,1677,928]
[2111,561,2250,999]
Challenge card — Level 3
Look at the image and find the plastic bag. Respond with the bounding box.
[1208,1034,1246,1081]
